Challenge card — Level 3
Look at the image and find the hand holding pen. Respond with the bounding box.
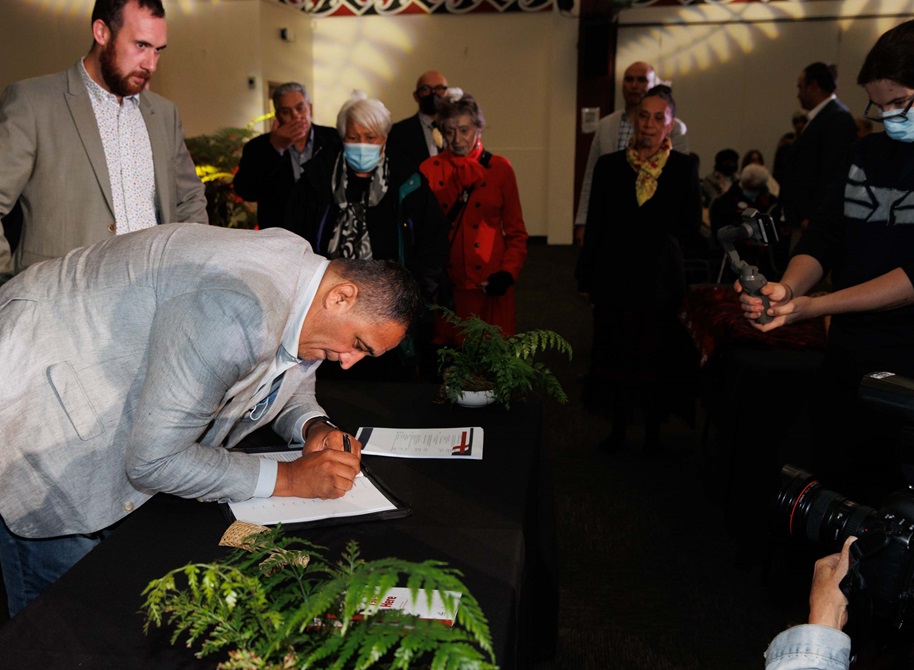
[276,422,361,499]
[303,417,362,458]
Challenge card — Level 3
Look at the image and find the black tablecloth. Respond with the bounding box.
[0,382,558,669]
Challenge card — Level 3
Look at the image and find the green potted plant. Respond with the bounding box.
[184,116,270,230]
[142,529,496,669]
[436,309,572,410]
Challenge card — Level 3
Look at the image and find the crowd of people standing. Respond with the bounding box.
[4,7,914,665]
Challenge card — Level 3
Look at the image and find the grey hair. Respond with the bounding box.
[739,164,770,191]
[336,92,392,139]
[329,258,421,331]
[437,94,486,131]
[272,82,310,110]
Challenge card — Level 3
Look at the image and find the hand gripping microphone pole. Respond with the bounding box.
[717,208,779,325]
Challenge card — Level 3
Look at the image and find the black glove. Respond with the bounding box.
[484,271,514,297]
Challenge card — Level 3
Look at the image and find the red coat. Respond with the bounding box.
[421,146,528,289]
[420,145,528,338]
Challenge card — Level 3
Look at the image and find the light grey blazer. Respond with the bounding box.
[0,61,208,274]
[0,224,326,538]
[575,109,690,226]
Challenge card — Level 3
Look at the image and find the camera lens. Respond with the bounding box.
[775,464,877,549]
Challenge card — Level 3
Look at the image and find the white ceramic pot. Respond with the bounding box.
[456,389,495,408]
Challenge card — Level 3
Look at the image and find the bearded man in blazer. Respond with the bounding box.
[0,223,419,617]
[0,0,207,278]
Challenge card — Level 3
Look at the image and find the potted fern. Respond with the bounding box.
[142,529,496,669]
[436,309,572,410]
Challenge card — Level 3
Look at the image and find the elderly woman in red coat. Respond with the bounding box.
[420,94,528,340]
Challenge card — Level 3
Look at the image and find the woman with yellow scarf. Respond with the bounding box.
[576,85,703,454]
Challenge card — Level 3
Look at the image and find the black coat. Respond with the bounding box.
[233,124,341,229]
[576,150,703,309]
[283,151,449,304]
[779,98,857,227]
[387,114,433,174]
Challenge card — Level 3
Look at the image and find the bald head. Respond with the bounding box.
[413,70,449,117]
[622,61,658,110]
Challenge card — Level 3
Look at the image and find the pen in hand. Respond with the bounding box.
[342,433,352,454]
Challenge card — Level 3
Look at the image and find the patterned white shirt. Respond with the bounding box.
[80,60,157,233]
[616,113,635,151]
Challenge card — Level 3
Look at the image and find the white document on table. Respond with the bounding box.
[356,427,483,460]
[363,587,462,625]
[227,450,396,526]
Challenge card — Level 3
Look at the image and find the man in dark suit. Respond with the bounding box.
[234,82,341,229]
[780,62,857,234]
[387,70,449,172]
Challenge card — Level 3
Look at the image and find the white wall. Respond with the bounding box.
[153,1,314,135]
[0,2,89,88]
[0,1,313,136]
[615,0,914,175]
[310,12,578,242]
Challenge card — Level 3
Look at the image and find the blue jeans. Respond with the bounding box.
[0,514,105,617]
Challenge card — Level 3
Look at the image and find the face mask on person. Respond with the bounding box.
[418,94,440,116]
[883,113,914,143]
[343,143,382,172]
[741,189,761,200]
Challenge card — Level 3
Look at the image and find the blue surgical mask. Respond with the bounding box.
[343,143,382,172]
[741,189,761,201]
[883,112,914,143]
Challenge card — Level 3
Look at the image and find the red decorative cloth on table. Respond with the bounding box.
[681,284,827,366]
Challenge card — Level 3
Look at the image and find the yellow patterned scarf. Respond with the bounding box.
[626,136,672,206]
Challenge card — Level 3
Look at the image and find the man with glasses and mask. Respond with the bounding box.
[738,21,914,509]
[388,70,450,173]
[0,0,207,281]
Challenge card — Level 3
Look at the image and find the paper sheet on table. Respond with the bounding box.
[227,450,396,526]
[363,587,462,625]
[356,427,483,460]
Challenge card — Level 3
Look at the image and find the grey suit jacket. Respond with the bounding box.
[575,109,689,226]
[0,61,208,274]
[0,224,326,538]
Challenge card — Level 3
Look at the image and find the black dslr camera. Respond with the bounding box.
[775,372,914,632]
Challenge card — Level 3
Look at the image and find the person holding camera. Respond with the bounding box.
[765,537,855,670]
[739,19,914,502]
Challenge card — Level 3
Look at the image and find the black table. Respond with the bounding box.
[0,382,558,669]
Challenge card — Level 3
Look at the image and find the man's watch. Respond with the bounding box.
[304,416,339,442]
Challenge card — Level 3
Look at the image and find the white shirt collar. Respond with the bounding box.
[281,257,330,364]
[418,111,435,128]
[805,94,836,124]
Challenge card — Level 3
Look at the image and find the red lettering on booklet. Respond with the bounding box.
[381,596,397,608]
[451,431,471,456]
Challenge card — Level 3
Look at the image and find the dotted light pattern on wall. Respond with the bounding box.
[277,0,553,16]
